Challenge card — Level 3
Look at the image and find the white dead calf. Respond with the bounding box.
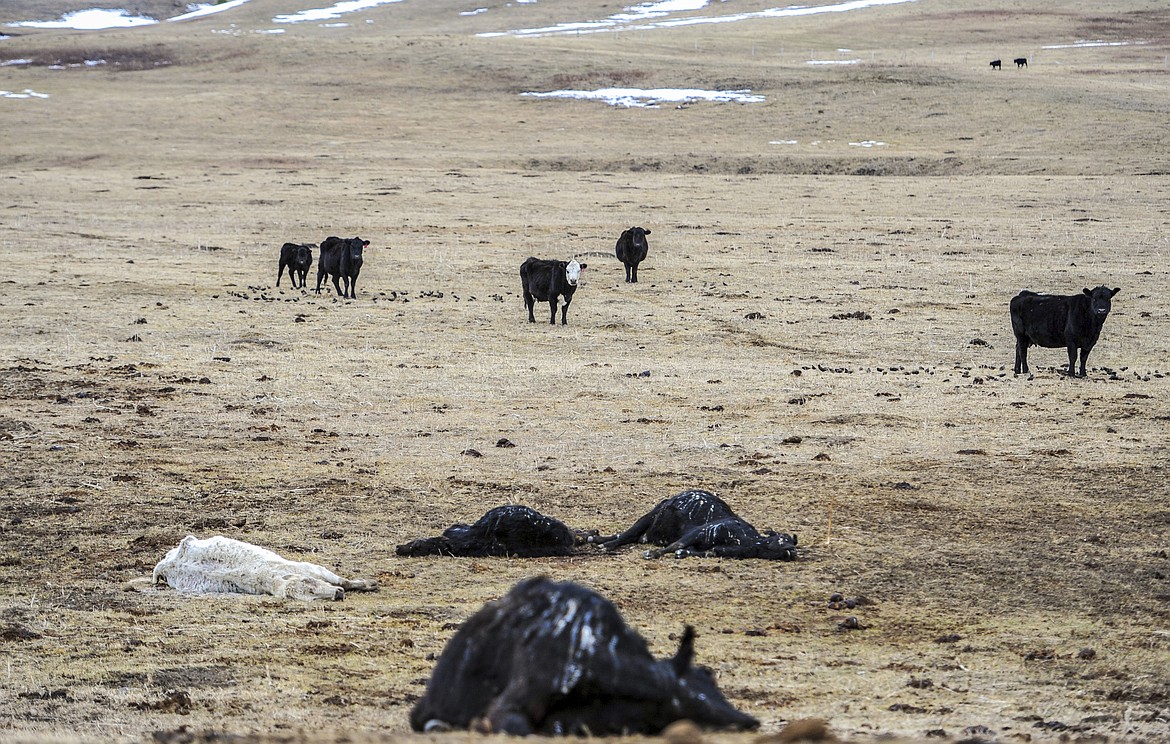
[153,535,378,601]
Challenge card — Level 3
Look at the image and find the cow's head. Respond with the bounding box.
[1083,286,1120,317]
[565,260,587,286]
[757,531,798,560]
[277,574,346,601]
[668,626,759,731]
[348,237,368,265]
[295,245,313,268]
[631,227,651,245]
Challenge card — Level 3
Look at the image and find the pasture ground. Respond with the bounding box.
[1,0,1169,741]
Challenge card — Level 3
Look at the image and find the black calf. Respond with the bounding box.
[277,242,314,289]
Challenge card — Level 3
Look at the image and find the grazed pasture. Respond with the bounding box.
[1,0,1169,742]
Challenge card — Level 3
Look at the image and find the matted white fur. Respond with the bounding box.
[153,535,378,601]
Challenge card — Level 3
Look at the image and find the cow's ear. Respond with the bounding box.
[672,625,696,675]
[579,263,588,270]
[1111,287,1121,297]
[645,229,651,234]
[1083,288,1092,296]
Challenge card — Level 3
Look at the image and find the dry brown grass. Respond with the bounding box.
[2,0,1170,742]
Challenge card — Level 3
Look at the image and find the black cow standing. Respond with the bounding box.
[315,236,368,299]
[615,227,651,283]
[409,576,759,736]
[395,505,579,558]
[990,58,1002,70]
[595,489,797,561]
[520,257,587,325]
[1014,57,1028,68]
[1010,286,1121,377]
[277,242,314,289]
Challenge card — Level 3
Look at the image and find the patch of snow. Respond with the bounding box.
[170,0,253,22]
[849,140,886,147]
[807,59,860,65]
[48,59,108,69]
[461,8,489,15]
[1041,39,1147,49]
[6,9,157,29]
[2,59,32,66]
[1,88,50,99]
[769,140,798,145]
[522,87,764,108]
[483,0,916,38]
[273,0,404,24]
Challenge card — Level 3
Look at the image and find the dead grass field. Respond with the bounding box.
[2,0,1170,742]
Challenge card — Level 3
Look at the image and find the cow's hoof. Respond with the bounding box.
[674,550,687,559]
[423,719,453,733]
[642,550,658,560]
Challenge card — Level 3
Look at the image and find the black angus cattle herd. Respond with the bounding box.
[990,57,1029,69]
[261,223,1122,735]
[280,226,1121,379]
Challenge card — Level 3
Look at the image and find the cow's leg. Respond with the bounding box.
[332,275,344,297]
[524,292,536,322]
[315,269,326,294]
[1078,347,1090,378]
[560,297,570,325]
[1014,337,1029,375]
[548,300,558,325]
[631,264,638,283]
[625,264,632,283]
[277,263,286,287]
[295,270,305,289]
[646,525,707,559]
[1066,344,1078,376]
[599,511,657,551]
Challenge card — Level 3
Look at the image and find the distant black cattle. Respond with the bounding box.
[990,58,1002,70]
[615,227,651,283]
[315,236,368,299]
[277,242,314,289]
[409,576,759,736]
[520,257,587,325]
[595,489,797,561]
[1010,286,1121,377]
[395,505,580,557]
[1014,57,1028,68]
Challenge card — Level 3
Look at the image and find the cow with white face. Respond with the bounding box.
[520,256,588,325]
[152,535,378,601]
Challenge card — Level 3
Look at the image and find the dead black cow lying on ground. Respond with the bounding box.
[1010,285,1120,377]
[395,505,579,557]
[596,489,797,560]
[410,576,759,735]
